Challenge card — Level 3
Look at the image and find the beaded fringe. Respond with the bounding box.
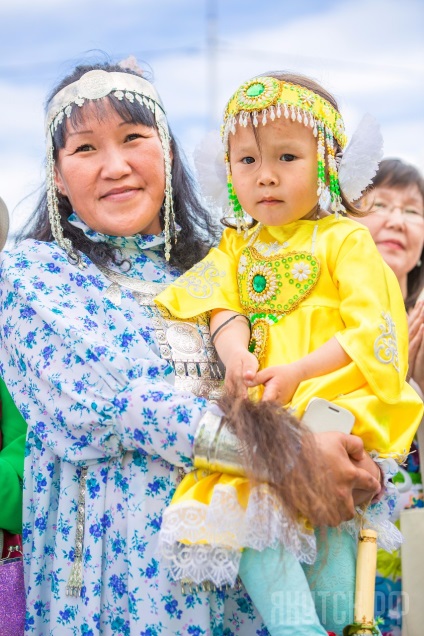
[66,467,88,597]
[181,576,242,596]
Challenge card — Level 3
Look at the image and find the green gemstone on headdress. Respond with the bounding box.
[246,83,265,97]
[252,274,267,293]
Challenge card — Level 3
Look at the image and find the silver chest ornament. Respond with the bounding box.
[98,265,224,400]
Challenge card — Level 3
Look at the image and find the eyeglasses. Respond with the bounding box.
[371,200,424,226]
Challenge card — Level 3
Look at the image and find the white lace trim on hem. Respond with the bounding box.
[158,483,316,586]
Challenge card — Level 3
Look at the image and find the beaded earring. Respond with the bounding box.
[46,142,83,267]
[325,128,344,216]
[156,121,176,261]
[226,174,249,235]
[316,123,326,199]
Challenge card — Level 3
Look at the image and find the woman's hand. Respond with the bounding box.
[350,451,384,506]
[408,299,424,393]
[313,432,381,525]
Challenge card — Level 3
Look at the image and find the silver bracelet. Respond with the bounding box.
[193,410,246,477]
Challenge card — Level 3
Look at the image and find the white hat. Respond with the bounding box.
[0,196,9,251]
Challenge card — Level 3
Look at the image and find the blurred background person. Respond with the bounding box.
[357,158,424,636]
[0,197,26,542]
[0,197,26,635]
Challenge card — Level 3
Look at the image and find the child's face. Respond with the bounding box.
[229,115,319,226]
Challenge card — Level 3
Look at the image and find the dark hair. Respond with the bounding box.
[369,158,424,309]
[19,61,221,272]
[223,70,362,231]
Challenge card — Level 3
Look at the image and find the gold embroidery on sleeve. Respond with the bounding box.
[172,261,226,299]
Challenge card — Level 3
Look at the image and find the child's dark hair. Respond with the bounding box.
[18,61,221,272]
[223,70,364,231]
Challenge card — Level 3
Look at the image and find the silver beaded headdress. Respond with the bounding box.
[45,69,175,267]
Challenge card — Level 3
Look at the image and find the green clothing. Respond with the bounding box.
[0,376,27,534]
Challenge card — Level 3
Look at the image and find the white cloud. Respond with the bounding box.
[0,154,43,237]
[383,119,424,170]
[0,0,179,16]
[0,82,45,233]
[0,82,44,142]
[151,0,424,173]
[0,0,75,13]
[225,0,424,69]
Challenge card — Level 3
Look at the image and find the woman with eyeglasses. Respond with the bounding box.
[359,158,424,407]
[357,158,424,636]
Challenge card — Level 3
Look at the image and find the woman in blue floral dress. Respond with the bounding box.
[0,60,382,635]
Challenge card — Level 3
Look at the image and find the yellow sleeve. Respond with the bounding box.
[333,227,408,404]
[155,228,244,318]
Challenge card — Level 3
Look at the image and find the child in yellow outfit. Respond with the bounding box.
[156,72,423,635]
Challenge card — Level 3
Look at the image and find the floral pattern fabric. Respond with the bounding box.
[0,215,269,635]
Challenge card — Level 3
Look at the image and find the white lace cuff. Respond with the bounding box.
[342,451,403,552]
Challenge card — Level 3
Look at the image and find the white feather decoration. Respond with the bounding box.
[193,130,228,210]
[338,113,384,202]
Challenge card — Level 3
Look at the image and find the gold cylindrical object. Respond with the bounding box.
[193,410,247,477]
[354,529,378,634]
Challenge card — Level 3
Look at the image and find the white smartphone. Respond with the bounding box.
[300,397,355,434]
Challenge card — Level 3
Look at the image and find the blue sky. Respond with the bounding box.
[1,0,423,234]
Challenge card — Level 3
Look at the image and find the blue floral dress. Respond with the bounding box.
[0,215,269,636]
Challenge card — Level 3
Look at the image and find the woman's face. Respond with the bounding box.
[54,101,166,236]
[357,183,424,295]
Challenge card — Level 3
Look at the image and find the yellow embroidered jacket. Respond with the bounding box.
[156,215,423,457]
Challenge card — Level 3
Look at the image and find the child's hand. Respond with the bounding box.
[246,363,302,404]
[225,349,259,397]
